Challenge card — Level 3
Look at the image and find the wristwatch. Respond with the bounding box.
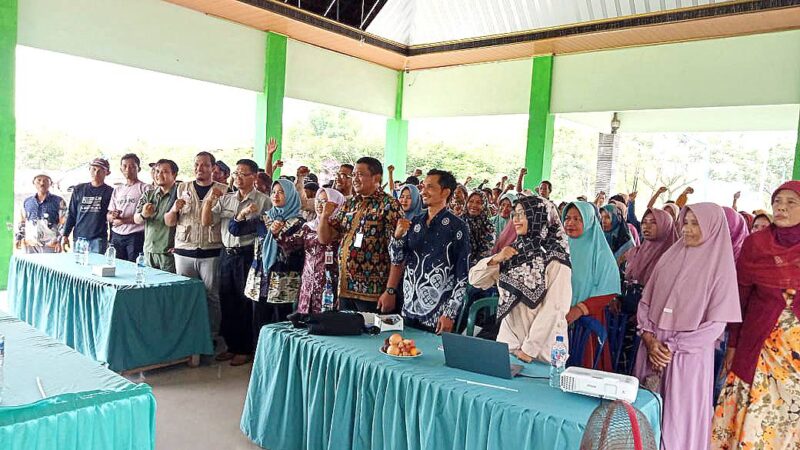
[386,287,397,296]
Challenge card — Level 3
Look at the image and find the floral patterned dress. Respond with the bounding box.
[276,225,340,314]
[711,289,800,450]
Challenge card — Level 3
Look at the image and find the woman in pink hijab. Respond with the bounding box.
[634,203,742,450]
[722,206,749,261]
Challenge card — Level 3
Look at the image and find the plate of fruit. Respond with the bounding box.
[380,333,422,358]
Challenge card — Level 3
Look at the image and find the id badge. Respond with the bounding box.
[324,251,334,265]
[354,233,364,248]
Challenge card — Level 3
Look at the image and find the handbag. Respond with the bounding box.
[267,270,301,304]
[244,239,263,302]
[306,311,365,336]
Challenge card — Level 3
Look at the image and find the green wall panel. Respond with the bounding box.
[0,0,17,289]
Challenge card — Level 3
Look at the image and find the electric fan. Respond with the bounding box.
[579,400,658,450]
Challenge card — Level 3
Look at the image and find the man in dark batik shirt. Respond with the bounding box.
[390,169,470,334]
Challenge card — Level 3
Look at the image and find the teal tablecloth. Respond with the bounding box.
[8,253,213,371]
[241,324,662,450]
[0,314,156,450]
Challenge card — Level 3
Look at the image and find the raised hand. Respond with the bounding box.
[173,198,187,211]
[210,187,225,201]
[275,160,284,169]
[297,166,310,178]
[142,203,156,218]
[267,138,278,155]
[270,220,284,235]
[491,246,518,265]
[629,191,638,202]
[733,191,741,200]
[519,168,527,176]
[387,165,395,173]
[321,201,338,218]
[657,186,668,195]
[395,218,411,238]
[683,186,694,195]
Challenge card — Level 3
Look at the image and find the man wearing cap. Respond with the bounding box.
[15,174,66,253]
[107,153,150,262]
[213,160,231,188]
[62,158,114,253]
[135,159,179,273]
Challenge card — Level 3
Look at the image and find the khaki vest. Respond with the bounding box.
[173,181,228,251]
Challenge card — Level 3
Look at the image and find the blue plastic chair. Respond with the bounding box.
[567,316,607,369]
[464,296,499,337]
[605,307,629,373]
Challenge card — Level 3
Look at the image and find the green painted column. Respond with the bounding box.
[254,32,287,174]
[794,110,800,180]
[0,0,17,290]
[384,70,408,188]
[524,55,555,190]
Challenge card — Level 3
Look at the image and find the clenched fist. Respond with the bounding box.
[395,218,411,238]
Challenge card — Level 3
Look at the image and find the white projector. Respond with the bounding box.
[559,366,640,403]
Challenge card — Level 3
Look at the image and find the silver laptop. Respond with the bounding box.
[441,333,523,379]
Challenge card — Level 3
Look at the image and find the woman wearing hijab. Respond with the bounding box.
[562,201,621,371]
[625,208,679,287]
[464,190,496,267]
[723,206,749,261]
[610,199,641,246]
[600,203,636,266]
[712,181,800,450]
[230,179,305,340]
[470,196,572,363]
[397,184,423,220]
[751,210,773,233]
[634,203,741,450]
[619,208,679,374]
[490,192,517,241]
[276,187,345,314]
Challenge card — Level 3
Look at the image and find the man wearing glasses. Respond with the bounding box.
[334,163,354,200]
[202,159,270,366]
[318,157,403,314]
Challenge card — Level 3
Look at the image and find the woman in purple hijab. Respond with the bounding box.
[722,206,749,261]
[634,203,742,450]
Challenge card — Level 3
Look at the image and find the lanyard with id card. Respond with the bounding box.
[353,209,369,248]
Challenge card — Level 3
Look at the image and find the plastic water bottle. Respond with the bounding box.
[135,253,146,286]
[74,238,84,263]
[321,270,335,312]
[550,335,568,388]
[0,334,5,404]
[82,239,90,265]
[105,246,116,267]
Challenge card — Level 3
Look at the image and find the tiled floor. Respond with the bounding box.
[1,290,263,450]
[136,362,263,450]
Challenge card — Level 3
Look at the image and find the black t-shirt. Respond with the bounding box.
[194,181,212,200]
[63,183,114,240]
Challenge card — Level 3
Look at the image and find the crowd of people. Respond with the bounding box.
[14,140,800,450]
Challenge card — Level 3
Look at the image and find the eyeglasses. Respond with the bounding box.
[232,171,254,178]
[512,211,526,220]
[336,173,352,179]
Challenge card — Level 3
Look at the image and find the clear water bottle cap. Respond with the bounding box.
[555,335,564,342]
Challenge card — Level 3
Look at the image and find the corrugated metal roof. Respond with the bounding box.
[366,0,739,45]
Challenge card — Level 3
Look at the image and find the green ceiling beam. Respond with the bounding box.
[384,70,407,186]
[0,0,17,289]
[524,55,555,190]
[255,32,287,174]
